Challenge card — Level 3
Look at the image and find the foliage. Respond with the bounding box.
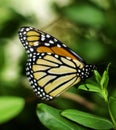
[0,96,25,124]
[36,65,116,130]
[0,0,116,130]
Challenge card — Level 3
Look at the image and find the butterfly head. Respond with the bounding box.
[79,64,96,80]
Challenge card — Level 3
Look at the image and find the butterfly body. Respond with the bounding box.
[18,26,95,100]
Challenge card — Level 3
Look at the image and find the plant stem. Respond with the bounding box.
[102,89,116,129]
[61,92,96,110]
[107,101,116,129]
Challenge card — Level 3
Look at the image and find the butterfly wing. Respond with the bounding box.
[18,26,85,62]
[26,53,82,100]
[18,26,95,100]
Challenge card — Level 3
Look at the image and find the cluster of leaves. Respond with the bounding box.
[33,64,116,130]
[0,65,116,129]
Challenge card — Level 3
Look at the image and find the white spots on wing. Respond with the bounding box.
[54,38,57,42]
[44,43,50,46]
[19,32,22,36]
[41,53,45,56]
[41,34,45,37]
[26,28,30,31]
[33,41,39,46]
[49,40,54,44]
[47,52,52,55]
[62,44,67,47]
[23,36,26,40]
[25,42,28,45]
[81,72,84,75]
[20,28,24,32]
[46,34,50,38]
[41,37,45,41]
[23,31,26,35]
[86,68,89,72]
[39,56,42,59]
[25,46,28,49]
[30,48,34,52]
[26,50,30,53]
[55,54,59,58]
[29,53,32,57]
[78,69,81,73]
[57,44,61,48]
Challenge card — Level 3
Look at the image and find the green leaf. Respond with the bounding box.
[62,4,106,27]
[100,63,110,89]
[78,83,101,93]
[109,97,116,121]
[94,70,101,84]
[0,96,25,124]
[37,103,86,130]
[61,109,113,129]
[100,70,109,89]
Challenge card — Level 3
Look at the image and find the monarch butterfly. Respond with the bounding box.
[18,26,95,100]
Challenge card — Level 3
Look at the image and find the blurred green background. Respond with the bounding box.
[0,0,116,130]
